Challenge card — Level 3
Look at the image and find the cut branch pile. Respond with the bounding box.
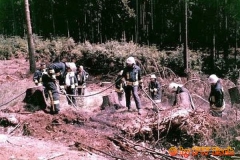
[119,107,221,146]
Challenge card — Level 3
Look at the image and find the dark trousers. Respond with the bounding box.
[48,90,60,113]
[66,87,76,105]
[77,88,85,95]
[124,85,141,110]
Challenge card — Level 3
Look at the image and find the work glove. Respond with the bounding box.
[71,84,75,89]
[37,83,43,86]
[60,88,66,94]
[120,87,124,92]
[154,88,158,92]
[150,89,154,92]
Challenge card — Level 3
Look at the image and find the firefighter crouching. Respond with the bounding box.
[33,63,47,86]
[208,74,225,117]
[42,68,60,114]
[148,74,162,104]
[62,66,78,106]
[122,56,143,115]
[76,65,89,95]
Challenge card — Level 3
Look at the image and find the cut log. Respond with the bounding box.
[23,86,48,110]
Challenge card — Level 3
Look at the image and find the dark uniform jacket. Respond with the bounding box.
[49,62,66,75]
[76,70,88,86]
[49,62,66,84]
[148,81,161,100]
[33,69,47,84]
[122,65,142,83]
[42,74,58,94]
[209,81,224,108]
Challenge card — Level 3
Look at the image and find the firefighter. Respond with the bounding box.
[169,82,195,110]
[33,63,47,86]
[148,74,162,104]
[76,65,89,95]
[114,70,125,109]
[42,68,60,114]
[62,66,78,106]
[48,59,66,85]
[122,56,143,115]
[208,74,225,117]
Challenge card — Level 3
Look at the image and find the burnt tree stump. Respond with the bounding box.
[23,86,48,111]
[100,95,111,110]
[228,87,240,106]
[100,93,116,110]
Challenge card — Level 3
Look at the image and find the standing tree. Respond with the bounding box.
[183,0,189,73]
[24,0,35,73]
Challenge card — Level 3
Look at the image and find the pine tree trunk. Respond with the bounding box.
[24,0,36,73]
[183,0,189,73]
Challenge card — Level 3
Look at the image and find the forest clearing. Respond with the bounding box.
[1,0,240,159]
[0,56,239,160]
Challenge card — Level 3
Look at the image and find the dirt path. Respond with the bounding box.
[0,134,109,160]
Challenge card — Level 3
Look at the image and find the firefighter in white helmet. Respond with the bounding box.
[168,82,195,110]
[76,65,89,96]
[208,74,225,117]
[62,66,78,106]
[148,74,162,104]
[122,56,143,115]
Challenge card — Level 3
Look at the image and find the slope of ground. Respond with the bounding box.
[0,59,239,160]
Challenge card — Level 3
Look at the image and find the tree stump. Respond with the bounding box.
[23,86,48,111]
[100,95,114,110]
[228,87,240,106]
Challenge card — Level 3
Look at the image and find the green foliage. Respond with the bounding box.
[0,35,27,60]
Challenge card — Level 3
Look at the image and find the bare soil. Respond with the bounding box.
[0,59,237,160]
[0,59,164,160]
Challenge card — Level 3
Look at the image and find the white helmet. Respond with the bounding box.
[208,74,219,84]
[126,57,135,64]
[66,62,77,72]
[118,70,123,76]
[150,74,156,79]
[169,82,183,92]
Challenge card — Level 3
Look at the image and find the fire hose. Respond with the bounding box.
[140,87,163,113]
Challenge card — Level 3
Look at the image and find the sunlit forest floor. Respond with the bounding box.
[0,58,240,160]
